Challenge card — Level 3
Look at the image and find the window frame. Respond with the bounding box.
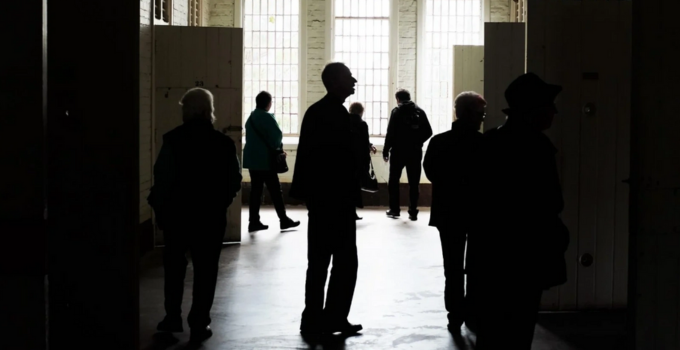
[240,0,305,136]
[189,0,203,27]
[154,0,173,25]
[327,0,398,138]
[416,0,489,135]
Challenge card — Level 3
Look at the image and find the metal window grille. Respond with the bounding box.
[243,0,300,135]
[155,0,170,23]
[511,0,526,23]
[334,0,391,136]
[189,0,201,26]
[422,0,483,135]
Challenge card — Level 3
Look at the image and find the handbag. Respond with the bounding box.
[360,159,379,193]
[250,119,289,174]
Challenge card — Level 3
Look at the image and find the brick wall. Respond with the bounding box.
[207,0,235,27]
[398,0,418,98]
[173,0,190,26]
[140,0,153,223]
[490,0,511,22]
[306,0,328,109]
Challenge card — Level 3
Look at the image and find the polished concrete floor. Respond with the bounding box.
[140,208,626,350]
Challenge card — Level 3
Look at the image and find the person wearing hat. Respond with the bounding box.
[466,73,569,349]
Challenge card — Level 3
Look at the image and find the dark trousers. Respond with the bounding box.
[388,149,423,212]
[301,207,358,328]
[249,169,287,222]
[475,286,543,350]
[437,225,468,327]
[163,226,224,329]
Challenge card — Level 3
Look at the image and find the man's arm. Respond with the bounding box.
[423,136,441,183]
[383,108,398,159]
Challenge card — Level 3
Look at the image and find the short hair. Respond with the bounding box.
[454,91,486,118]
[349,102,364,115]
[180,88,215,123]
[255,91,272,109]
[321,62,348,89]
[395,89,411,102]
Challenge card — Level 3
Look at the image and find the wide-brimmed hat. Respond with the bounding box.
[502,72,562,115]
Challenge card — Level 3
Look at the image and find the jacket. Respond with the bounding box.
[383,100,433,157]
[243,108,283,171]
[148,119,242,230]
[289,94,360,210]
[423,120,484,228]
[466,117,568,290]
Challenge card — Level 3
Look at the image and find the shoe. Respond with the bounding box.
[408,209,419,221]
[386,210,400,218]
[447,323,462,334]
[324,322,363,335]
[355,213,363,220]
[281,218,301,230]
[248,221,268,232]
[300,327,323,337]
[189,325,213,344]
[157,315,183,333]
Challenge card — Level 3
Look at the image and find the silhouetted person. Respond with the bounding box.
[290,62,363,337]
[383,89,433,220]
[243,91,300,232]
[423,91,486,334]
[148,88,242,344]
[467,73,569,350]
[349,102,377,220]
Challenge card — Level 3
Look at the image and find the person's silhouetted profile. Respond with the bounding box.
[423,91,486,334]
[467,73,569,350]
[243,91,300,232]
[383,89,433,220]
[148,88,242,344]
[290,62,363,337]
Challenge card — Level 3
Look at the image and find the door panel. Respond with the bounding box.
[526,0,631,310]
[154,26,244,245]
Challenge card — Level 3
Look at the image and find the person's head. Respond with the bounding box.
[454,91,486,130]
[180,87,216,124]
[255,91,273,112]
[502,72,561,131]
[321,62,357,100]
[349,102,365,117]
[395,89,411,104]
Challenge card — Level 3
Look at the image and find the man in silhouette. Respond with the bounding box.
[290,62,363,336]
[423,91,486,334]
[383,89,433,220]
[467,73,569,350]
[149,88,242,344]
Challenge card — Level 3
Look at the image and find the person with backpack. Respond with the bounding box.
[383,89,433,221]
[243,91,300,233]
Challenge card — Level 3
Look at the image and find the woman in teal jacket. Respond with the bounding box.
[243,91,299,232]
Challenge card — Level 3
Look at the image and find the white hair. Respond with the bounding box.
[454,91,486,119]
[179,88,216,124]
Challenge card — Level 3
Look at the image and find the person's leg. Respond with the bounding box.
[160,229,190,330]
[323,209,358,326]
[262,170,288,220]
[388,153,405,214]
[405,150,423,213]
[249,170,265,223]
[438,225,466,329]
[186,228,224,331]
[301,213,333,332]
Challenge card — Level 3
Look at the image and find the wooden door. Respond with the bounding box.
[154,26,244,244]
[527,0,631,310]
[483,22,525,132]
[452,45,484,123]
